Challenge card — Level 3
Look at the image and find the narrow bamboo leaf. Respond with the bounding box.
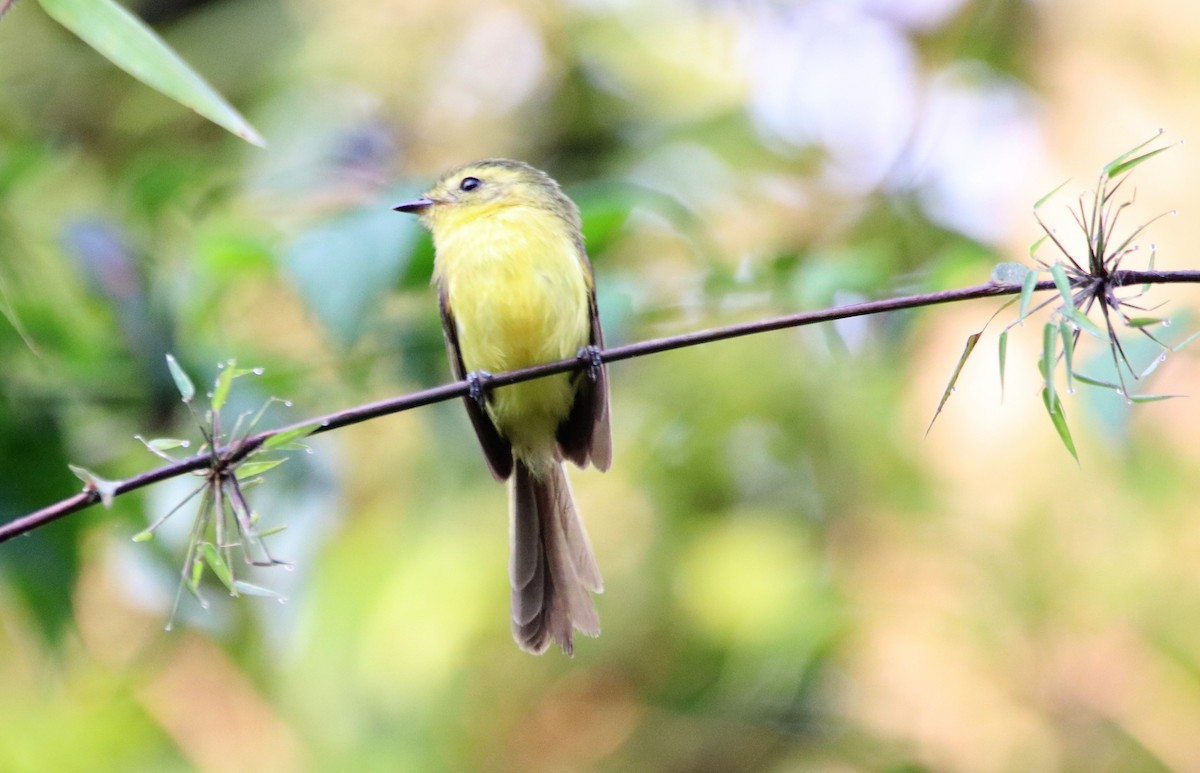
[1073,372,1121,390]
[134,435,191,462]
[1065,306,1106,339]
[262,421,321,450]
[37,0,266,147]
[998,330,1008,402]
[1041,321,1057,405]
[211,361,236,412]
[236,459,285,478]
[1129,393,1184,403]
[67,464,119,508]
[1050,262,1074,308]
[147,437,190,451]
[1104,129,1165,173]
[1139,352,1168,379]
[1105,146,1170,179]
[189,555,205,591]
[1034,178,1072,210]
[925,332,980,436]
[1059,321,1075,392]
[1172,329,1200,352]
[199,543,238,595]
[1041,387,1079,462]
[233,580,284,599]
[265,442,311,452]
[991,262,1030,285]
[1018,270,1038,322]
[165,353,195,403]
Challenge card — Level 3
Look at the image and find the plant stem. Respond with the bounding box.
[3,269,1198,544]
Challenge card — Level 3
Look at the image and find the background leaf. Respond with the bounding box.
[284,200,423,346]
[1041,387,1079,462]
[36,0,265,146]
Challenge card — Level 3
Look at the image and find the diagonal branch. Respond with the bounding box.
[3,269,1197,544]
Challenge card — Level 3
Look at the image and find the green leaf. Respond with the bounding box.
[236,458,285,478]
[1105,146,1171,179]
[165,353,195,403]
[233,580,284,599]
[991,262,1030,285]
[199,543,237,595]
[189,555,205,591]
[262,421,321,450]
[1173,329,1200,352]
[1072,372,1121,390]
[36,0,265,147]
[1034,178,1072,210]
[134,435,192,461]
[1139,351,1168,379]
[67,464,119,508]
[1059,321,1075,393]
[1018,269,1038,322]
[1028,234,1048,258]
[1127,317,1164,328]
[1064,306,1106,339]
[1041,321,1057,406]
[146,437,190,451]
[131,529,154,543]
[211,361,236,412]
[998,330,1008,402]
[1041,387,1079,462]
[1128,393,1184,403]
[1103,129,1165,174]
[925,331,980,436]
[1050,262,1074,308]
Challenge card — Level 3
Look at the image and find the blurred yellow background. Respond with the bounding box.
[2,0,1200,770]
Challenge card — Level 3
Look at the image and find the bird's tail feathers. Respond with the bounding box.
[509,458,602,655]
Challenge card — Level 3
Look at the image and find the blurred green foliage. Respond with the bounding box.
[2,0,1200,771]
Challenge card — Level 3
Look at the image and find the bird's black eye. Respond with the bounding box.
[459,176,481,192]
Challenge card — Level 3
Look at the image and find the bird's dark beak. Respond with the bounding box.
[393,197,434,214]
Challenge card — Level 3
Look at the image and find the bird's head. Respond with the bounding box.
[393,159,580,235]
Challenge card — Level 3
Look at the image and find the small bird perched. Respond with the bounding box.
[394,159,611,655]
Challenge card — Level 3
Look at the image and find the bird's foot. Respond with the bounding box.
[576,345,604,383]
[466,370,494,407]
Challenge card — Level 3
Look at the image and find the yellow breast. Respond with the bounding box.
[433,204,592,454]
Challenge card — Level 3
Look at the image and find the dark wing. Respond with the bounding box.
[440,287,513,481]
[557,278,612,471]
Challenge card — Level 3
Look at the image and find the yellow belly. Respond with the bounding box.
[435,206,591,456]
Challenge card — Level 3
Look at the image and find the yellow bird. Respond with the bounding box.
[394,159,611,655]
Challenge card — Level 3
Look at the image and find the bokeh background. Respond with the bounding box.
[3,0,1200,770]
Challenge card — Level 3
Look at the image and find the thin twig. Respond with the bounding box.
[3,269,1198,544]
